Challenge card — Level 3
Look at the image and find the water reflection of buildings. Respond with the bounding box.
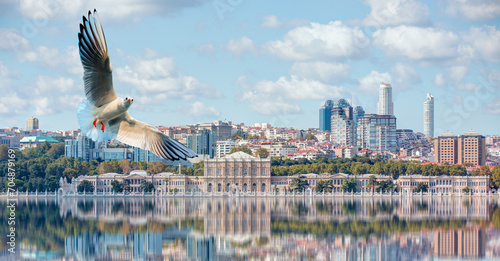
[48,197,499,260]
[65,232,163,260]
[434,227,486,259]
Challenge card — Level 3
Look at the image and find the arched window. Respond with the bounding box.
[243,183,247,192]
[252,183,256,192]
[261,183,266,192]
[226,183,230,192]
[218,183,221,192]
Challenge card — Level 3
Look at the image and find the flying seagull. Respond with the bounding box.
[76,9,196,161]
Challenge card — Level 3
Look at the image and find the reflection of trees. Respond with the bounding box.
[111,202,123,214]
[290,201,310,216]
[414,202,428,211]
[315,201,333,215]
[341,202,356,216]
[272,218,469,238]
[77,201,94,214]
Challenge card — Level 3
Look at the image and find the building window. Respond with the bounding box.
[252,169,256,175]
[261,183,266,192]
[261,169,266,176]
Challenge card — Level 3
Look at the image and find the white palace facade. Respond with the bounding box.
[61,152,491,195]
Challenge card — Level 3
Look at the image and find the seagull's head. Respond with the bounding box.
[124,97,134,105]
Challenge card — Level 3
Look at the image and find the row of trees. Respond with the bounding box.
[289,175,396,194]
[76,180,155,193]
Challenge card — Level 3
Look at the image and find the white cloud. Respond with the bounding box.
[115,50,221,102]
[18,45,82,75]
[260,15,310,28]
[237,75,344,115]
[264,21,370,61]
[391,63,421,86]
[0,28,29,50]
[434,73,447,86]
[197,44,215,54]
[373,26,460,60]
[359,71,392,93]
[15,0,210,21]
[289,62,350,82]
[0,93,28,116]
[443,0,500,21]
[34,76,79,95]
[463,26,500,62]
[360,0,430,26]
[448,66,468,82]
[223,37,257,58]
[178,101,220,117]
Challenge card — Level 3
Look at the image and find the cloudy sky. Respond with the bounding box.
[0,0,499,135]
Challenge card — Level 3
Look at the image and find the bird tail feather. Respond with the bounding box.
[77,99,113,142]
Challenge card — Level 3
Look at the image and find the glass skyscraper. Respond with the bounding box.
[357,114,397,152]
[424,93,434,137]
[319,100,335,132]
[377,83,394,115]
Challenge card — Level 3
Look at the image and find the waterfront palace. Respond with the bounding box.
[60,151,491,195]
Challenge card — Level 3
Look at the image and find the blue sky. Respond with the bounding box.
[0,0,499,135]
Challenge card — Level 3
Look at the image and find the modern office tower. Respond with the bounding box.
[186,129,217,158]
[458,130,486,166]
[65,135,96,161]
[319,100,335,131]
[330,103,357,147]
[377,82,394,115]
[353,106,365,124]
[26,117,39,130]
[357,114,397,152]
[434,130,486,165]
[215,140,236,158]
[434,131,458,164]
[424,93,434,137]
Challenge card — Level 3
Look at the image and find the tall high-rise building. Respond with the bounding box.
[434,130,486,165]
[424,93,434,137]
[330,103,357,147]
[377,83,394,115]
[186,129,217,158]
[434,131,458,164]
[357,114,397,152]
[319,100,335,132]
[458,130,486,166]
[26,117,39,130]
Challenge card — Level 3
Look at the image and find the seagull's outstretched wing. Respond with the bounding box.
[78,9,117,107]
[108,113,197,161]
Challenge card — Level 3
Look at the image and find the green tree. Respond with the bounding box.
[229,146,253,155]
[255,148,269,158]
[479,165,491,176]
[305,133,318,141]
[341,178,356,192]
[111,180,123,193]
[77,180,94,193]
[368,175,378,192]
[414,182,428,193]
[491,166,500,189]
[290,176,309,192]
[377,179,396,192]
[315,180,333,193]
[140,181,154,192]
[462,187,471,194]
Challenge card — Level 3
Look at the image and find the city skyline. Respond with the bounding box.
[0,1,499,135]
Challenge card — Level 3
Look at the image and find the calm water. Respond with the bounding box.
[1,196,500,260]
